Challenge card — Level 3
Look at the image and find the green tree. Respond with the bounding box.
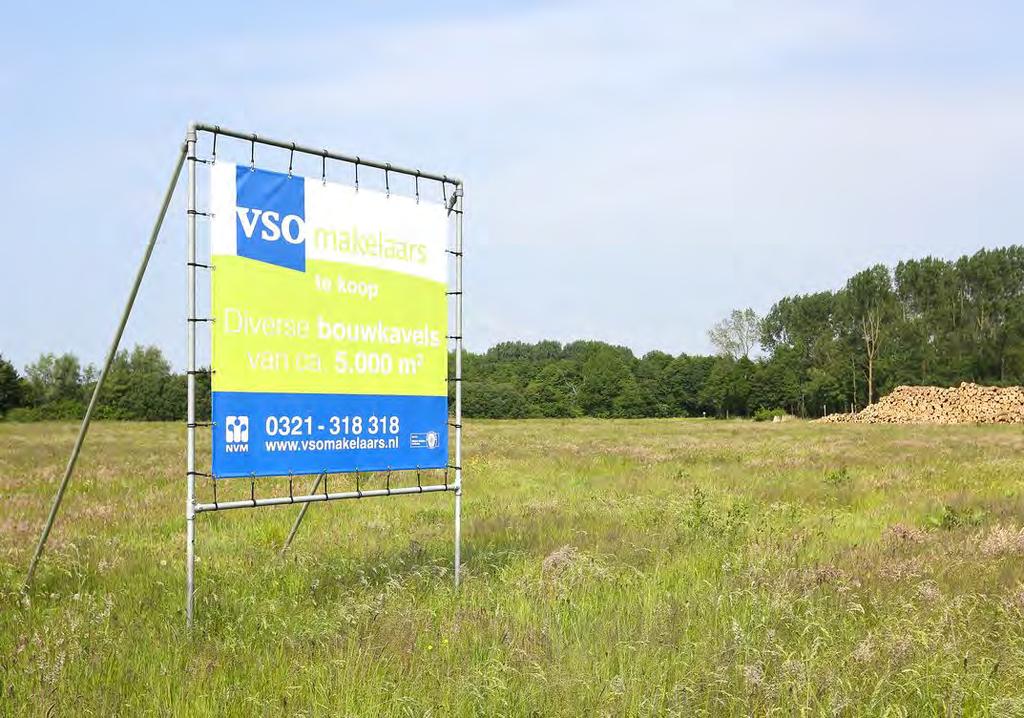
[837,266,897,405]
[98,345,178,420]
[635,351,675,416]
[700,356,752,417]
[612,375,655,418]
[24,352,85,406]
[0,354,22,415]
[525,361,581,417]
[463,382,532,418]
[894,256,961,384]
[956,247,1024,382]
[748,359,798,414]
[579,347,632,417]
[661,354,714,416]
[761,292,843,414]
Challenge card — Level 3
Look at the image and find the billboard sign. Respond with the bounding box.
[209,163,449,477]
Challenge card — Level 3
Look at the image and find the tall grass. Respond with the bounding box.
[2,419,1024,716]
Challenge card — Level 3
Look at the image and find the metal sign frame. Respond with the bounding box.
[23,123,464,630]
[185,124,464,626]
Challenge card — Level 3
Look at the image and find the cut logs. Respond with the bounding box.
[819,382,1024,425]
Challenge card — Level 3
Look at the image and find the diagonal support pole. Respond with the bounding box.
[280,473,325,556]
[23,143,187,591]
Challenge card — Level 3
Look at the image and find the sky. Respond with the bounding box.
[2,0,1023,370]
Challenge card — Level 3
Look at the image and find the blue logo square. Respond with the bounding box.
[235,166,306,272]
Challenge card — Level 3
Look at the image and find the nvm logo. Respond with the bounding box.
[410,431,440,449]
[235,166,305,272]
[225,415,249,452]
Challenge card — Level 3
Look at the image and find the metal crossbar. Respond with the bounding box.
[197,482,454,514]
[193,123,462,186]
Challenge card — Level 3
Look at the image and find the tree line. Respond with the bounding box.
[757,245,1024,415]
[0,347,210,422]
[457,246,1024,418]
[2,246,1021,421]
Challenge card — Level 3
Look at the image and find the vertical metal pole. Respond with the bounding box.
[185,124,198,627]
[453,184,464,588]
[280,473,325,555]
[24,144,186,591]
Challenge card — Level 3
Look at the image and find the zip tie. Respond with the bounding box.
[448,422,462,429]
[187,470,214,478]
[446,335,463,340]
[447,377,463,383]
[385,164,391,198]
[386,468,392,494]
[355,469,362,497]
[211,126,219,163]
[442,181,447,206]
[288,476,294,504]
[250,134,256,171]
[186,261,214,269]
[321,150,328,185]
[445,250,464,257]
[213,478,218,509]
[354,158,360,191]
[186,209,211,217]
[416,466,423,492]
[288,143,295,177]
[187,317,215,323]
[323,472,329,499]
[415,172,420,204]
[250,476,256,507]
[187,421,214,428]
[445,291,463,296]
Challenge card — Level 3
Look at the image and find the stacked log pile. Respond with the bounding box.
[819,383,1024,425]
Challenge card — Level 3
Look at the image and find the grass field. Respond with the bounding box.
[2,419,1024,716]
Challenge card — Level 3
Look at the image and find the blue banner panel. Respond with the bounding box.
[212,391,449,478]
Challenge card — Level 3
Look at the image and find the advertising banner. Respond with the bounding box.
[209,163,449,477]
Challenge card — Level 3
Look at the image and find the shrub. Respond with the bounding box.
[4,400,85,421]
[926,502,985,530]
[824,467,852,489]
[4,407,39,422]
[753,407,786,422]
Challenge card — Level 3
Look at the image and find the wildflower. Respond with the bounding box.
[810,565,844,586]
[542,545,578,576]
[608,675,625,695]
[730,619,744,644]
[884,523,926,544]
[852,638,874,663]
[889,635,913,661]
[781,659,804,680]
[743,664,764,690]
[916,581,941,602]
[979,525,1024,557]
